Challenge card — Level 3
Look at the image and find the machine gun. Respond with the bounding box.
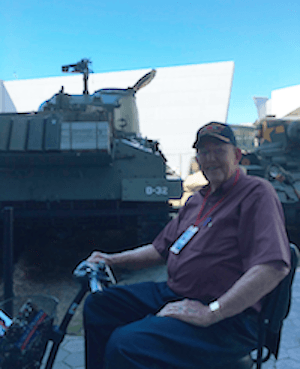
[62,58,92,94]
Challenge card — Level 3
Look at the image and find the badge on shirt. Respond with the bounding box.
[170,225,199,254]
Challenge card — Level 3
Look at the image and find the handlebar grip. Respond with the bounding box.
[73,260,116,292]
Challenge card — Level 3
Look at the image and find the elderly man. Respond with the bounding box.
[84,122,291,369]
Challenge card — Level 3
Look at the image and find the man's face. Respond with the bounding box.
[196,138,241,190]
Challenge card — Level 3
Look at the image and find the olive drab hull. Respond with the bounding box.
[241,117,300,244]
[0,61,182,270]
[0,112,180,203]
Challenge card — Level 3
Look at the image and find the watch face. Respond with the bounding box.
[209,301,220,312]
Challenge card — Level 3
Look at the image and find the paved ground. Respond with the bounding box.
[41,267,300,369]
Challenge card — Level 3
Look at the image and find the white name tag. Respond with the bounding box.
[170,225,199,254]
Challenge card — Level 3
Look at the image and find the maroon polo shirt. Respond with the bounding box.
[153,170,291,310]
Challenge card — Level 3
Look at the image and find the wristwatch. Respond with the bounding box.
[209,300,220,312]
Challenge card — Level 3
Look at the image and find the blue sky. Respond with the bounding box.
[1,0,300,124]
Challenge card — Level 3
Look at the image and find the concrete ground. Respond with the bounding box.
[41,266,300,369]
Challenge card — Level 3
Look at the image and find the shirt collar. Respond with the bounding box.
[200,168,244,197]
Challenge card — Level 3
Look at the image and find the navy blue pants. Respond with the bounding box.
[83,282,259,369]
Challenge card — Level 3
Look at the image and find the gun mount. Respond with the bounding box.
[62,58,92,95]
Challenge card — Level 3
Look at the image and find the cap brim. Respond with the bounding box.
[193,133,231,148]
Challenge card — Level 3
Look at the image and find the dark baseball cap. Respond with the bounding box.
[193,122,236,148]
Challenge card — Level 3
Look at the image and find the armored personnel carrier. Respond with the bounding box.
[0,60,182,270]
[241,116,300,244]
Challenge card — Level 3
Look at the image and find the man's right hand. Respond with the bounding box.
[86,251,115,266]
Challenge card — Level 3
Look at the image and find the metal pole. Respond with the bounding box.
[3,207,14,315]
[84,72,88,95]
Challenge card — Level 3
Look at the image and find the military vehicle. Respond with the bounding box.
[240,116,300,244]
[0,59,182,270]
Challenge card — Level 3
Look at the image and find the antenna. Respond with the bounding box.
[62,59,93,95]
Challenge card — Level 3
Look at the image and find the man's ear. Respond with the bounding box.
[235,147,242,163]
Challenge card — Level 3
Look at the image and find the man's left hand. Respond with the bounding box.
[156,299,220,327]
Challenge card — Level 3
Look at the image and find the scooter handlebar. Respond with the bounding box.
[73,260,116,292]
